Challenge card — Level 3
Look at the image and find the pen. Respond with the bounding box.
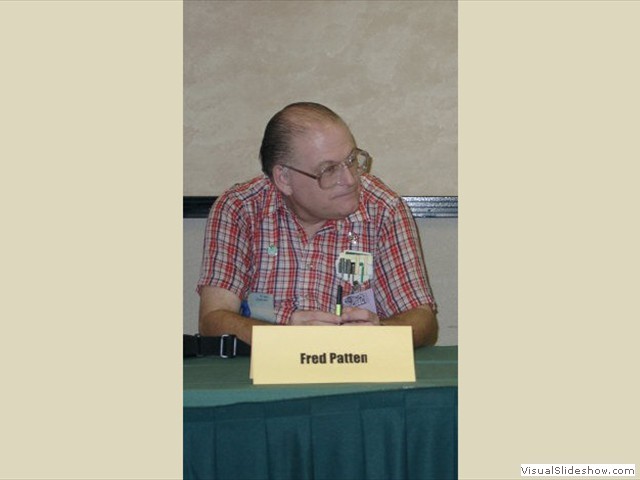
[335,285,343,316]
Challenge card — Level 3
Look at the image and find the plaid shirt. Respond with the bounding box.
[197,174,436,324]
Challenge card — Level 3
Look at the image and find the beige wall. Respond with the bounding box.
[184,0,457,196]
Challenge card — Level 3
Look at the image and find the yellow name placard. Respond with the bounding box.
[251,326,415,385]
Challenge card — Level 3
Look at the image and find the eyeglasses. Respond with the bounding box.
[281,148,371,190]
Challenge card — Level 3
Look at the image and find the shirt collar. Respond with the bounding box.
[339,190,370,228]
[264,176,371,228]
[263,176,283,218]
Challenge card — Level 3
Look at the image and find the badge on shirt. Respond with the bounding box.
[342,288,377,314]
[244,292,277,324]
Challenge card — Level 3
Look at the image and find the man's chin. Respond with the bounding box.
[335,199,359,219]
[328,187,360,217]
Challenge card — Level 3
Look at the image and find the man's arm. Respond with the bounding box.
[341,304,438,347]
[198,286,271,345]
[382,305,438,347]
[199,286,343,344]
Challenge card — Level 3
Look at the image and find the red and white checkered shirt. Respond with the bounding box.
[197,174,436,324]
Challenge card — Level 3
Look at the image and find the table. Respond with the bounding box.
[184,345,457,480]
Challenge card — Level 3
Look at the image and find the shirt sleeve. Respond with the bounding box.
[196,193,253,299]
[373,197,437,317]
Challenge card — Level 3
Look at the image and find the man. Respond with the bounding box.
[198,102,438,347]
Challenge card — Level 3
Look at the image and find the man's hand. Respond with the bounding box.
[289,307,380,326]
[339,306,380,326]
[289,310,342,326]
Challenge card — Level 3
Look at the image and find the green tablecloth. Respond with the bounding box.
[184,345,457,408]
[184,346,457,480]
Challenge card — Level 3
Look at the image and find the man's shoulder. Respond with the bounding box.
[222,175,270,197]
[217,175,275,209]
[361,174,403,211]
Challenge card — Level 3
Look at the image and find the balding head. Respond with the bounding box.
[259,102,354,177]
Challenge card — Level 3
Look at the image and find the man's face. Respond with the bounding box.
[284,121,361,227]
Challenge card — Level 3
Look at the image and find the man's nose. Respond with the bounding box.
[338,164,357,186]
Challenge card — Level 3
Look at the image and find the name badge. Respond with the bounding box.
[246,292,276,324]
[342,288,377,314]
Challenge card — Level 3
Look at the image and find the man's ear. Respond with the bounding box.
[272,165,293,196]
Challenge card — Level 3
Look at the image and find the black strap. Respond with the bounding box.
[183,334,251,359]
